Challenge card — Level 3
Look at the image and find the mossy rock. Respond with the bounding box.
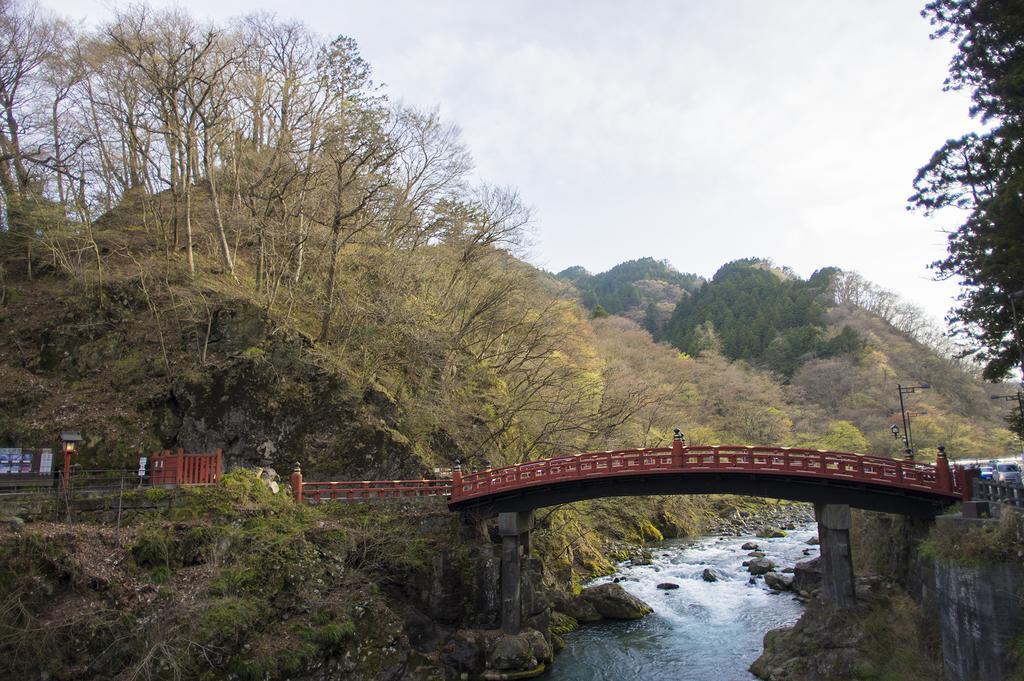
[550,610,579,636]
[756,526,787,538]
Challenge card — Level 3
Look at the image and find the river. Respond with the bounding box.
[543,522,818,681]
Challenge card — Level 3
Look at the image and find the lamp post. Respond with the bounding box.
[58,431,83,492]
[896,384,930,460]
[991,391,1024,463]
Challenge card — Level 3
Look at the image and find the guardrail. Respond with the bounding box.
[973,479,1024,509]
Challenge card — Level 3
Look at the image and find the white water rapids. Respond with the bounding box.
[543,522,818,681]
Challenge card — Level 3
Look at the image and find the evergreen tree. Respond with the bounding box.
[911,0,1024,381]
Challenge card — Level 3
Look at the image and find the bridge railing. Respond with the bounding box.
[973,478,1024,509]
[452,445,959,504]
[297,477,452,503]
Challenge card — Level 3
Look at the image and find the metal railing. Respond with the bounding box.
[973,479,1024,508]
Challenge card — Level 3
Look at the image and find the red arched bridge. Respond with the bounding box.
[292,438,968,517]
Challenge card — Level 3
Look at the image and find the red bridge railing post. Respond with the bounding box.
[935,445,952,494]
[671,429,685,469]
[291,463,303,503]
[451,460,462,501]
[175,448,185,485]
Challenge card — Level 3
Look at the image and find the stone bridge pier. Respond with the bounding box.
[499,510,534,633]
[815,503,857,609]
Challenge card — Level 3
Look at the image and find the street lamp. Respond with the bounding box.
[58,431,82,492]
[897,383,930,460]
[991,391,1024,462]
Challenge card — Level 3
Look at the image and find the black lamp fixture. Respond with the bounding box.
[896,384,930,460]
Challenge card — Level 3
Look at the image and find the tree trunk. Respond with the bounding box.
[318,219,342,343]
[203,130,234,275]
[183,126,195,275]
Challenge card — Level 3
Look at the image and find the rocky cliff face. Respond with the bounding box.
[933,548,1024,680]
[0,278,454,478]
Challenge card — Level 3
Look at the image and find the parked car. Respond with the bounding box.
[994,463,1021,485]
[980,466,994,480]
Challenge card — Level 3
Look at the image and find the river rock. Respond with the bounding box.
[747,557,776,575]
[748,551,766,558]
[548,590,601,623]
[806,536,820,545]
[764,572,795,591]
[793,557,822,592]
[749,597,874,680]
[487,629,550,672]
[702,568,724,582]
[782,567,795,574]
[579,583,653,620]
[440,631,486,675]
[756,526,787,538]
[630,551,654,566]
[741,542,759,550]
[657,582,680,590]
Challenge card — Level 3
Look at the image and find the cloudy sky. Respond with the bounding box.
[53,0,976,323]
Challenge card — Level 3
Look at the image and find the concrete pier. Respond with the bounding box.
[815,503,856,609]
[498,511,533,633]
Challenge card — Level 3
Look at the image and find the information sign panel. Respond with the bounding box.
[39,449,53,474]
[0,448,20,474]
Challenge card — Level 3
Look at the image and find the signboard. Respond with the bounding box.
[0,448,21,474]
[39,449,53,474]
[138,457,148,477]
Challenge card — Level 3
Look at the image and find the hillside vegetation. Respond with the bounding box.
[556,258,702,330]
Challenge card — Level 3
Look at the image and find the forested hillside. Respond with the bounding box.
[605,258,1017,460]
[556,258,702,331]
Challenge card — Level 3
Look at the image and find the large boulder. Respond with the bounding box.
[487,629,550,673]
[764,572,795,592]
[548,589,601,623]
[441,630,486,675]
[748,558,776,575]
[793,557,822,593]
[579,583,653,620]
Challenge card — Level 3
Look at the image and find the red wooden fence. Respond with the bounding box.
[149,448,222,486]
